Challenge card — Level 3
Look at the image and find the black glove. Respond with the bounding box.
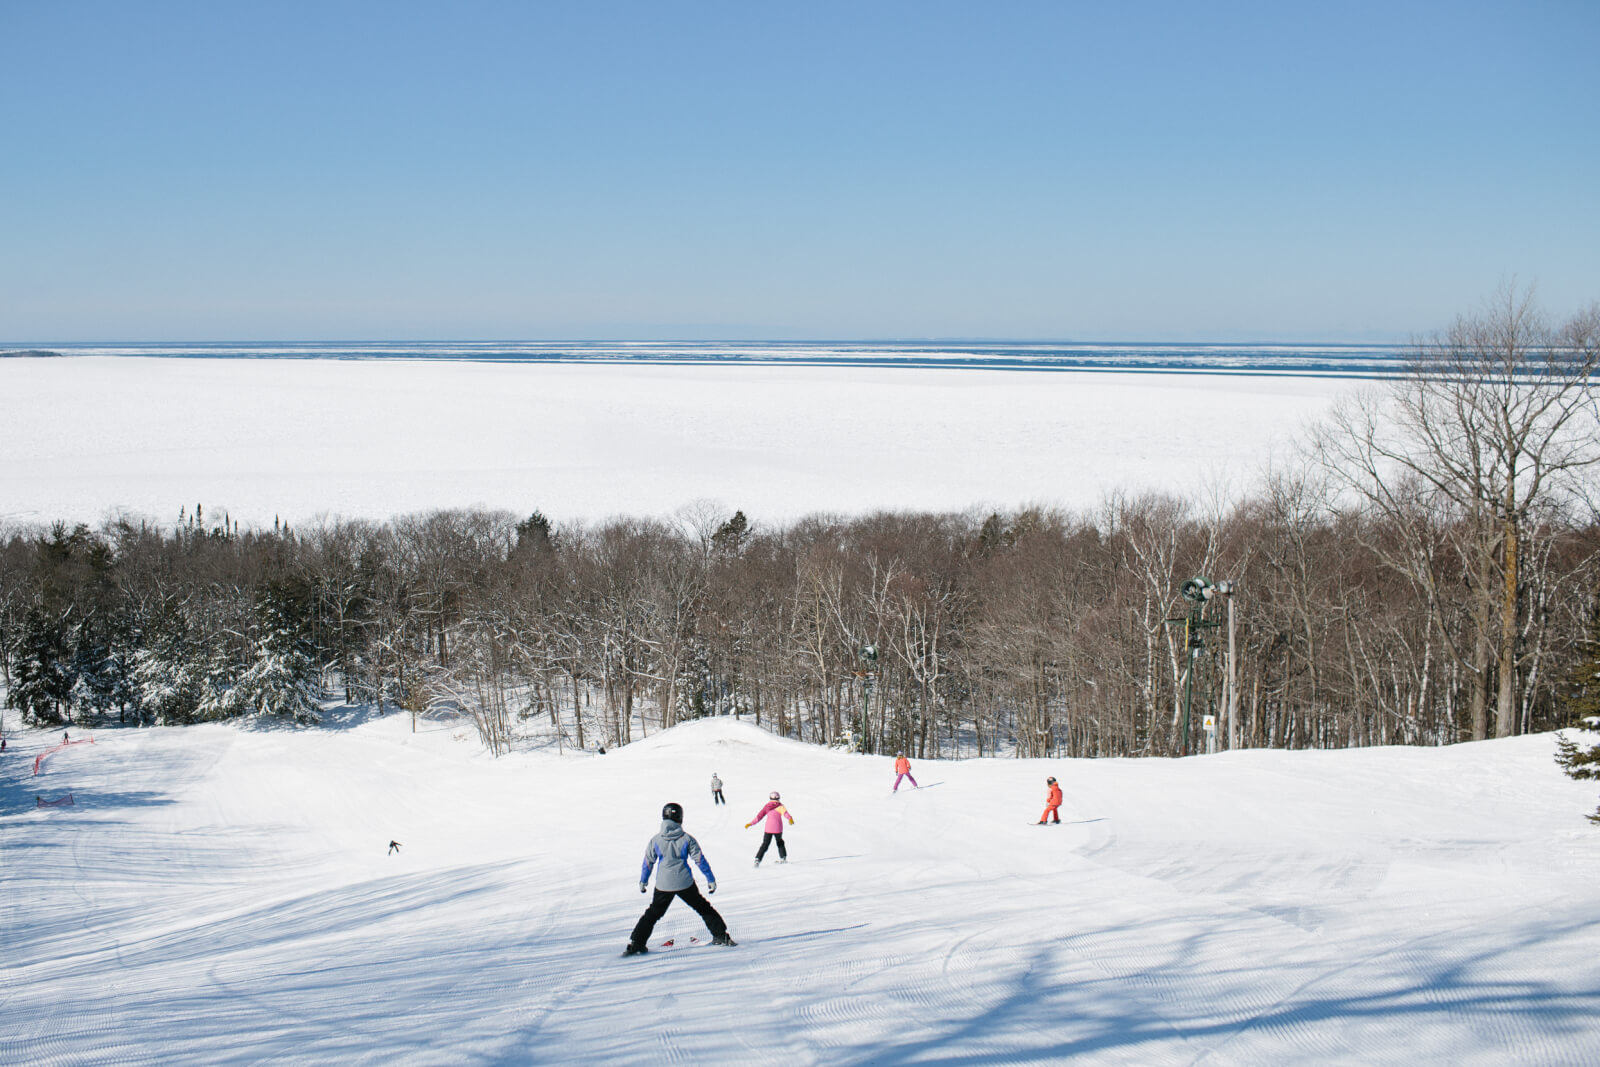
[707,880,717,894]
[639,882,648,894]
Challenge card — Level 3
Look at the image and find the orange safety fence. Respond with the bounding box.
[33,735,95,776]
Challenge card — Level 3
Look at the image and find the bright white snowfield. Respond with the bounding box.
[4,716,1598,1065]
[0,356,1350,527]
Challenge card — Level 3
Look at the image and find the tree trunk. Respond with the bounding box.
[1496,508,1518,738]
[571,672,585,749]
[1469,619,1490,742]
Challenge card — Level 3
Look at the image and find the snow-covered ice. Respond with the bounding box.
[4,714,1598,1064]
[0,356,1351,528]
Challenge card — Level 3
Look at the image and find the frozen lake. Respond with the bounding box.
[0,355,1357,528]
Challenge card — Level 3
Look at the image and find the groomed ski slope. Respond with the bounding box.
[3,714,1599,1065]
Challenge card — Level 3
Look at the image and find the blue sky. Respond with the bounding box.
[1,1,1595,341]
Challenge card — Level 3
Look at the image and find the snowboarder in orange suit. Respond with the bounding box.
[1037,776,1062,824]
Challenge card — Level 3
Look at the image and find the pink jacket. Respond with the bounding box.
[750,800,793,833]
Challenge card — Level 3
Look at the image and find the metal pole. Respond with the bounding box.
[1180,619,1195,756]
[859,644,877,752]
[1226,588,1239,751]
[861,673,872,745]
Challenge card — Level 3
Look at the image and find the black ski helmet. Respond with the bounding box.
[662,801,684,823]
[1046,776,1057,784]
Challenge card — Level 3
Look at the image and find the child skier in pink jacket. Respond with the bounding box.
[745,791,795,867]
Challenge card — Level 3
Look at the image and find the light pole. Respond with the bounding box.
[1170,578,1221,756]
[859,643,878,751]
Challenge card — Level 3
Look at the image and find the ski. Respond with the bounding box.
[657,937,701,949]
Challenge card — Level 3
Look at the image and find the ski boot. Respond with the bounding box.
[621,943,649,957]
[776,857,788,864]
[753,858,761,868]
[711,934,737,946]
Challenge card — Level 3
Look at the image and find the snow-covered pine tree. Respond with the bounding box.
[8,607,74,723]
[70,623,114,718]
[1553,591,1600,822]
[132,624,207,724]
[674,643,714,720]
[231,593,322,723]
[69,613,138,722]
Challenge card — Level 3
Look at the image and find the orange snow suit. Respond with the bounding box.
[894,756,910,775]
[1040,782,1063,823]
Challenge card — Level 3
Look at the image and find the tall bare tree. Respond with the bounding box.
[1318,287,1600,737]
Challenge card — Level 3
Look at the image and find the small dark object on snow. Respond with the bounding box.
[388,840,402,854]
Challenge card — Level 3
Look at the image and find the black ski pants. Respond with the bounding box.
[755,831,786,861]
[712,789,725,805]
[629,885,726,948]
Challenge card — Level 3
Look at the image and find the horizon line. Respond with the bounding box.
[2,337,1412,348]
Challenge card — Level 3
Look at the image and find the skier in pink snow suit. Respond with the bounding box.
[745,791,794,866]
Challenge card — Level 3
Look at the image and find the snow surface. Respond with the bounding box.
[4,714,1599,1064]
[0,356,1352,528]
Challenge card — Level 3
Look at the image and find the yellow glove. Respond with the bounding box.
[744,822,753,829]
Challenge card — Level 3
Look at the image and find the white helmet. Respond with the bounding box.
[769,791,780,801]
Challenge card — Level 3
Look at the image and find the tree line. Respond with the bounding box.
[2,290,1597,758]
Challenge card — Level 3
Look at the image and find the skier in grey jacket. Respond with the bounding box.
[624,802,736,956]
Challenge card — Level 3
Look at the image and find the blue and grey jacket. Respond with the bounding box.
[639,819,715,892]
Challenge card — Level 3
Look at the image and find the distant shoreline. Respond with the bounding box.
[0,341,1409,379]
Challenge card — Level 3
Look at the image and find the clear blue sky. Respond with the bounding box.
[2,1,1595,342]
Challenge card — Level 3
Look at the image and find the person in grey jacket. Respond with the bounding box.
[624,802,736,956]
[710,773,725,805]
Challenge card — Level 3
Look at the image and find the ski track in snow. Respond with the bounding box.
[4,716,1600,1065]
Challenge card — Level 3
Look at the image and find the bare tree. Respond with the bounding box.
[1318,286,1600,737]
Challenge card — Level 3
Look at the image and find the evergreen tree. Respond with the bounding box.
[231,592,322,723]
[8,607,73,723]
[71,620,116,718]
[132,625,206,724]
[515,511,556,555]
[675,643,714,719]
[68,612,138,722]
[977,512,1007,556]
[1553,591,1600,823]
[711,511,749,557]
